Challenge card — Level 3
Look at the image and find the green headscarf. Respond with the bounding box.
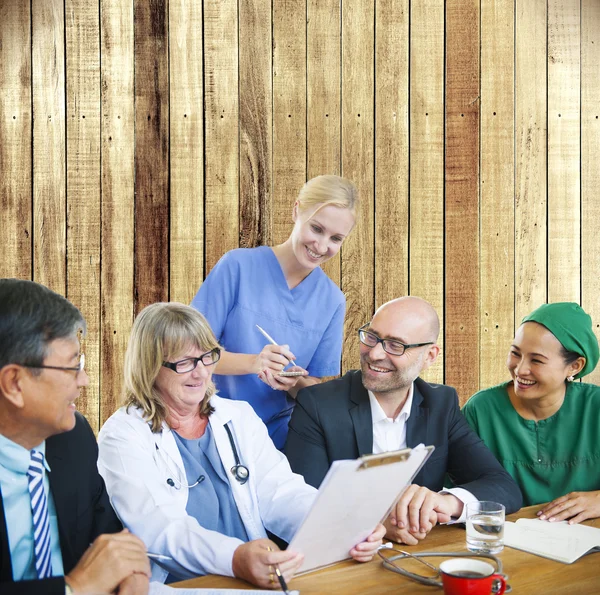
[521,302,599,378]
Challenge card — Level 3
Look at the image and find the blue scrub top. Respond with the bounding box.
[191,246,345,448]
[166,424,249,582]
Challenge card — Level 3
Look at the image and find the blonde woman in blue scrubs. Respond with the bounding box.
[191,175,357,449]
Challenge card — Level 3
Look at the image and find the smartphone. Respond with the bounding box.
[277,371,306,377]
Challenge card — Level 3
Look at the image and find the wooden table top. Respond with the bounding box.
[172,505,600,593]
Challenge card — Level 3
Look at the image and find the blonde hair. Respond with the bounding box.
[296,175,358,218]
[123,302,220,432]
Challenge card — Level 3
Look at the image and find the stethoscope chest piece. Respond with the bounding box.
[231,463,250,484]
[224,422,250,484]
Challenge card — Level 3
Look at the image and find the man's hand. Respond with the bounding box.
[537,491,600,525]
[232,538,304,589]
[349,523,386,562]
[385,484,464,544]
[384,509,437,545]
[116,572,150,595]
[65,530,150,595]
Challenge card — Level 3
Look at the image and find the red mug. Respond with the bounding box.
[439,558,506,595]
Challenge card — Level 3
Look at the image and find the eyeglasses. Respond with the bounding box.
[162,347,221,374]
[358,324,434,356]
[21,353,86,374]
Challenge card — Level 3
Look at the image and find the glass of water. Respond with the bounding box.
[465,500,505,554]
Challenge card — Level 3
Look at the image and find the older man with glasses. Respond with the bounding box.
[0,279,150,595]
[285,296,522,546]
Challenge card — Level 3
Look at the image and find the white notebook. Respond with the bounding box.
[504,518,600,564]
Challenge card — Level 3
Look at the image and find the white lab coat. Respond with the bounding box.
[97,396,317,583]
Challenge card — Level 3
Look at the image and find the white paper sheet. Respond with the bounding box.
[288,444,433,573]
[149,583,299,595]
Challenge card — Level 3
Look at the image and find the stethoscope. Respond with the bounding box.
[223,423,249,484]
[154,422,250,489]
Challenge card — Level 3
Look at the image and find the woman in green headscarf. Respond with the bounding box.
[463,302,600,523]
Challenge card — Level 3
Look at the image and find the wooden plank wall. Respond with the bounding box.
[1,0,599,432]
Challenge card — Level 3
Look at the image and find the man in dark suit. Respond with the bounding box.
[285,296,522,545]
[0,279,150,594]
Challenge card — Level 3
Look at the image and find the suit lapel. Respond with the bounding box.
[0,489,14,582]
[406,381,427,447]
[349,372,374,456]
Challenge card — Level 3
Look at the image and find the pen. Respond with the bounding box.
[267,546,291,595]
[89,542,172,562]
[255,325,296,366]
[147,552,173,561]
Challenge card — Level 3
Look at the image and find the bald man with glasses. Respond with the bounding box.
[0,279,150,595]
[285,296,522,546]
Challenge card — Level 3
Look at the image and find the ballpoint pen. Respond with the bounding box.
[267,546,291,595]
[88,544,173,562]
[147,552,173,561]
[255,324,296,366]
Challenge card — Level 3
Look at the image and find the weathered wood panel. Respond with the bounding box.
[374,0,409,307]
[515,0,546,322]
[204,0,239,274]
[341,0,375,372]
[1,0,599,427]
[273,0,306,245]
[0,0,31,280]
[65,0,101,430]
[581,0,600,385]
[307,0,342,286]
[32,0,66,294]
[547,0,580,304]
[480,0,514,388]
[239,0,272,248]
[133,0,169,311]
[169,0,204,304]
[445,0,480,402]
[409,0,444,384]
[100,0,134,423]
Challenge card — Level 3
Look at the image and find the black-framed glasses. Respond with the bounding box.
[358,324,433,357]
[21,353,86,374]
[162,347,221,374]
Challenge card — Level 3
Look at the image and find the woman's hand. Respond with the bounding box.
[232,538,304,589]
[537,490,600,524]
[253,344,296,375]
[255,343,308,391]
[349,523,386,562]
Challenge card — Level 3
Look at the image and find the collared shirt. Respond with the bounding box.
[369,384,414,454]
[0,433,64,580]
[367,384,476,522]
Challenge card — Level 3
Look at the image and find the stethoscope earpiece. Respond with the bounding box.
[166,478,175,487]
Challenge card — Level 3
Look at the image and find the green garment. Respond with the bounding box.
[462,382,600,506]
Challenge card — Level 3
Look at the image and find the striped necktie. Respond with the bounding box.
[27,450,53,579]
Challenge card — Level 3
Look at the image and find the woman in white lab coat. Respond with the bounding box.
[97,302,384,587]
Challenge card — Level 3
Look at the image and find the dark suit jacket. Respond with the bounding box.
[285,371,522,513]
[0,412,123,595]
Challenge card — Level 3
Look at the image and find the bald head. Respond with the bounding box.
[372,296,440,344]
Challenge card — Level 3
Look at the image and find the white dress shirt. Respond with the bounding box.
[368,385,476,522]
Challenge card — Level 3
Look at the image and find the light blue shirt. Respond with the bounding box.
[191,246,346,449]
[0,433,64,580]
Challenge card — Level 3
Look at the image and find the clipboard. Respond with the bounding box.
[288,444,435,574]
